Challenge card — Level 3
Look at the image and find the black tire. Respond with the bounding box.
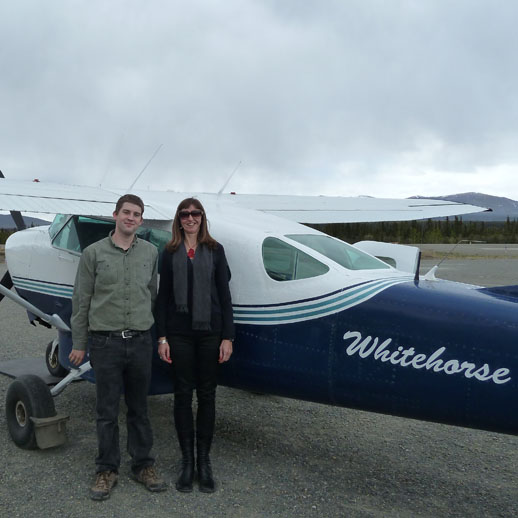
[45,341,68,378]
[5,374,56,449]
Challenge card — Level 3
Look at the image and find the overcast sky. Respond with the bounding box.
[1,0,517,201]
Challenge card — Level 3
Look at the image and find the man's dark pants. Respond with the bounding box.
[89,331,154,475]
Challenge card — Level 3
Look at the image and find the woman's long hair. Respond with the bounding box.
[165,198,218,252]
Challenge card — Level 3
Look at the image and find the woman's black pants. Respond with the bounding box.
[168,333,220,440]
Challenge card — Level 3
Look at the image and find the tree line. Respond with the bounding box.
[0,229,11,245]
[309,217,518,244]
[0,223,37,244]
[2,217,518,246]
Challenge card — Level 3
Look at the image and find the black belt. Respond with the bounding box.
[91,329,146,339]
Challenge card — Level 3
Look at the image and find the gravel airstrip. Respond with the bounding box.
[0,246,517,518]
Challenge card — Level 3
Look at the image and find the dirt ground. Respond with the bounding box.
[0,248,517,518]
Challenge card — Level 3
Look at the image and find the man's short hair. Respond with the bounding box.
[115,194,145,215]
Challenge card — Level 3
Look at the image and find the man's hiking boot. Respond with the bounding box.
[133,465,167,492]
[90,471,118,501]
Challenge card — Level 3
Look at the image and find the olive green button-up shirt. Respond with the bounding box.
[71,232,158,351]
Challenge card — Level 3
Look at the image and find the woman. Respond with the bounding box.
[155,198,234,493]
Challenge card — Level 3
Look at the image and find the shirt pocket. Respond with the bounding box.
[133,261,152,285]
[95,260,118,285]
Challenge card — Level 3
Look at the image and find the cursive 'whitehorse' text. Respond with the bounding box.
[343,330,511,385]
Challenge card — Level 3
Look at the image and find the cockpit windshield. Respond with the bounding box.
[48,214,69,239]
[286,234,390,271]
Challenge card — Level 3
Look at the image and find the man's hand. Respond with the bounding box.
[69,349,85,366]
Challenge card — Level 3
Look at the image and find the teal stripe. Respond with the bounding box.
[233,278,410,323]
[14,279,73,298]
[233,281,380,316]
[234,287,386,322]
[234,278,409,317]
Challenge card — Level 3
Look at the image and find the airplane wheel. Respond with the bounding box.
[45,341,68,378]
[5,374,56,449]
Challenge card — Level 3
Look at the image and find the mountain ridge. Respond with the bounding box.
[0,214,52,229]
[409,192,518,221]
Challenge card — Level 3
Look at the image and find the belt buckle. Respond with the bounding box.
[121,330,132,339]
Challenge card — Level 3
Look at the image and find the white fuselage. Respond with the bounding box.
[6,202,411,324]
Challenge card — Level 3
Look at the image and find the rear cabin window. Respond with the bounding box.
[262,237,329,281]
[287,234,391,271]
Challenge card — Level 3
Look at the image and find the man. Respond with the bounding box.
[69,194,167,500]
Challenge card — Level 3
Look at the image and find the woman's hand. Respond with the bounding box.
[219,339,233,363]
[158,339,172,364]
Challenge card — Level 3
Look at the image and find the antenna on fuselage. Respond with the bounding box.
[436,239,486,268]
[217,161,242,196]
[127,144,163,191]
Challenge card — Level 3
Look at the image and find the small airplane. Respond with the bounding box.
[0,176,516,451]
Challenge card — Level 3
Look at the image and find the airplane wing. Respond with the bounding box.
[222,193,490,223]
[0,180,170,219]
[0,179,489,223]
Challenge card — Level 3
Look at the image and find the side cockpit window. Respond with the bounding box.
[51,216,82,252]
[50,215,171,262]
[52,216,114,253]
[262,237,329,281]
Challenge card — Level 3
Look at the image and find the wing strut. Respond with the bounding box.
[0,270,13,303]
[0,282,70,332]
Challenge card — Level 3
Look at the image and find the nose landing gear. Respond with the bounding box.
[45,340,68,378]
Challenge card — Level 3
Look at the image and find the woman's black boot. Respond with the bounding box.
[196,436,215,493]
[176,433,195,492]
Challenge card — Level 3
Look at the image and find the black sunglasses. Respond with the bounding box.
[179,210,203,219]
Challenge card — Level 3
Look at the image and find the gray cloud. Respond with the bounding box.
[1,0,517,198]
